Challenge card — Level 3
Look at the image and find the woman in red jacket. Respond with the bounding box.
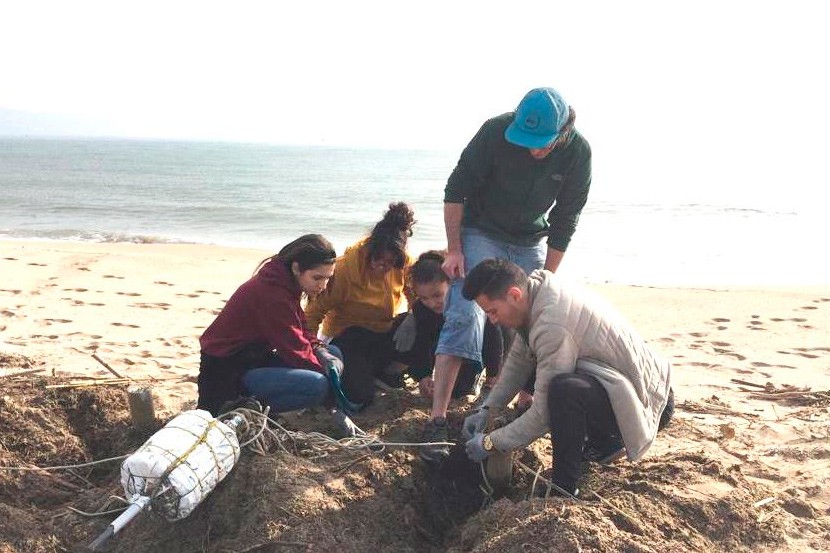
[197,234,355,433]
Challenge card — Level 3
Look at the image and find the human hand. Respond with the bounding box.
[462,406,489,441]
[418,376,434,398]
[465,433,491,463]
[392,312,417,352]
[326,355,344,378]
[442,250,465,279]
[316,348,344,378]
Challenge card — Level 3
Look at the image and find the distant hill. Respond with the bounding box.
[0,107,122,138]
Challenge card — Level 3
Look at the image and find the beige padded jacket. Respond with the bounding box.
[485,270,672,461]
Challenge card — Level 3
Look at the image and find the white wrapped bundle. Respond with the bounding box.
[120,409,240,520]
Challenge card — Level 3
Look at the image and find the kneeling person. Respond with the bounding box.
[461,259,674,497]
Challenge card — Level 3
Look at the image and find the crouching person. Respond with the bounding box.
[461,259,674,498]
[197,234,361,437]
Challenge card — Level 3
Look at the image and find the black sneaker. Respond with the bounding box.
[374,370,405,391]
[419,417,450,464]
[583,435,626,464]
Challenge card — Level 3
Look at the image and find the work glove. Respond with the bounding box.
[465,433,491,463]
[315,348,344,378]
[461,406,489,441]
[392,312,417,352]
[316,351,362,415]
[331,409,367,438]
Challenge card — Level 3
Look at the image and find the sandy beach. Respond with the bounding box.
[1,239,829,551]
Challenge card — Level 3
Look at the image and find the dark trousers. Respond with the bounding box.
[331,326,397,406]
[547,372,674,494]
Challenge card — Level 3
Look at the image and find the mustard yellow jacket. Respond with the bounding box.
[304,238,412,338]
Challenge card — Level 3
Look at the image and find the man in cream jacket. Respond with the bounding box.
[461,259,674,498]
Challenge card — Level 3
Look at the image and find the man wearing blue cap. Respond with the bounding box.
[418,87,592,463]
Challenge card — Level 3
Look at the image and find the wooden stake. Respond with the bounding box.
[91,353,129,380]
[0,368,45,379]
[128,386,156,432]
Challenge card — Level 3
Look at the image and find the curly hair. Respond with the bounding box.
[365,202,416,269]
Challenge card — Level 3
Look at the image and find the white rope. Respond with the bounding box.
[218,406,454,459]
[0,454,129,471]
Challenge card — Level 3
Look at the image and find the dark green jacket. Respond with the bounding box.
[444,113,591,250]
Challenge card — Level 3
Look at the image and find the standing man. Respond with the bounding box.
[420,87,592,463]
[460,259,674,497]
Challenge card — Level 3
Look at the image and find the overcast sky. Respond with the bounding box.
[1,1,826,211]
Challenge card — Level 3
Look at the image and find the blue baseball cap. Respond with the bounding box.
[504,87,570,149]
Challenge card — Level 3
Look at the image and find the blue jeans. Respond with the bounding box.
[241,345,342,413]
[435,227,546,363]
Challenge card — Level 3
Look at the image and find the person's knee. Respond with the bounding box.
[308,372,330,404]
[547,373,589,416]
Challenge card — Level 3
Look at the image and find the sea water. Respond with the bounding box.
[0,138,823,285]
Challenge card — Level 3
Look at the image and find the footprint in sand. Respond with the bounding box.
[154,281,175,286]
[176,293,200,298]
[714,349,746,360]
[751,361,772,367]
[89,302,105,306]
[103,275,125,279]
[27,263,47,267]
[78,267,90,272]
[111,322,141,328]
[90,334,103,339]
[117,292,142,297]
[1,310,14,317]
[659,337,675,343]
[689,332,708,338]
[0,289,22,295]
[3,257,17,261]
[712,317,730,322]
[63,288,88,292]
[0,325,6,331]
[72,300,85,306]
[813,298,830,303]
[45,318,72,324]
[799,306,818,310]
[711,341,731,347]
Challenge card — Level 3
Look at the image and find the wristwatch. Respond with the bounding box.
[483,434,495,452]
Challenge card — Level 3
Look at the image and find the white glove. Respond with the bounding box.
[331,409,366,438]
[392,312,417,352]
[462,406,489,441]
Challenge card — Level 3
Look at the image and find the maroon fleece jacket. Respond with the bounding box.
[199,259,323,372]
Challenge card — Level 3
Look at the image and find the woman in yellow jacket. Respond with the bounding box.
[305,202,415,405]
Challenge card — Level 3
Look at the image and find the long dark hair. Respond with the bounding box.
[408,250,449,286]
[365,202,416,269]
[255,234,336,276]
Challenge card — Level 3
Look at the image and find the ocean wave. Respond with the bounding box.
[0,228,193,244]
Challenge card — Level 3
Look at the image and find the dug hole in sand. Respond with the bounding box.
[1,351,829,553]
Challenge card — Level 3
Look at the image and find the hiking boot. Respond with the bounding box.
[374,370,404,391]
[583,435,626,464]
[419,417,450,464]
